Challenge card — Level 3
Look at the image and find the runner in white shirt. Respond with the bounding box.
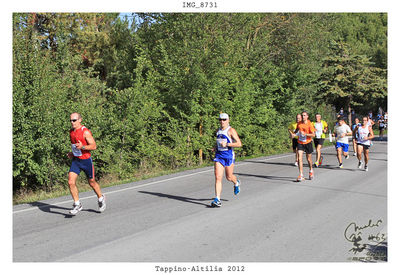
[351,117,361,156]
[355,116,374,171]
[312,114,328,167]
[332,116,352,168]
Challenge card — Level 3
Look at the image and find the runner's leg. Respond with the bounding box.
[68,172,80,202]
[364,148,370,166]
[316,144,322,164]
[214,162,224,199]
[357,144,363,162]
[225,163,238,185]
[306,153,313,170]
[337,147,343,164]
[298,149,304,176]
[88,178,103,198]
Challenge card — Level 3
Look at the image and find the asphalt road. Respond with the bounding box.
[13,140,387,262]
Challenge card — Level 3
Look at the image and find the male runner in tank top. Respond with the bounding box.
[355,116,374,171]
[288,114,302,166]
[378,116,386,141]
[351,117,361,156]
[290,111,316,182]
[211,113,242,207]
[312,113,328,167]
[67,112,106,215]
[332,116,352,168]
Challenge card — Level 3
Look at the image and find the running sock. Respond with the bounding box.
[98,195,104,202]
[74,200,80,205]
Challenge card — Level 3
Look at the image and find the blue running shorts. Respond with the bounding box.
[213,156,235,167]
[69,157,95,179]
[335,142,349,152]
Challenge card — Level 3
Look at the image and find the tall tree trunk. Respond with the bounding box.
[347,95,353,125]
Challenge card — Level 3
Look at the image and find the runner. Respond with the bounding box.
[378,116,386,141]
[367,117,375,146]
[351,117,361,156]
[211,113,242,207]
[288,114,302,166]
[312,113,328,167]
[67,112,106,215]
[290,111,315,182]
[367,116,375,127]
[355,116,374,171]
[332,116,352,168]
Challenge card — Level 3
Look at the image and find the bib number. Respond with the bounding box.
[71,144,82,157]
[298,132,307,143]
[315,124,322,138]
[217,138,228,151]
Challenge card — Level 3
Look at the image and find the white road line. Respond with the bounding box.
[13,149,333,214]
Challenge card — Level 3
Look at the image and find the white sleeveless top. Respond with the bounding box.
[215,126,234,159]
[216,126,231,152]
[357,126,371,146]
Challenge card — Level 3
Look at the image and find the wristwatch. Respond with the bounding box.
[82,146,86,150]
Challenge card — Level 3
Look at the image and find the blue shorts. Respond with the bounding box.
[69,157,95,179]
[335,142,349,152]
[213,156,235,167]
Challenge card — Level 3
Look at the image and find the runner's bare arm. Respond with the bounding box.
[76,131,97,150]
[368,126,375,140]
[227,128,242,148]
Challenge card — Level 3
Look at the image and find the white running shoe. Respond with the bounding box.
[69,203,83,215]
[98,195,106,212]
[294,161,298,167]
[364,166,368,172]
[358,161,363,169]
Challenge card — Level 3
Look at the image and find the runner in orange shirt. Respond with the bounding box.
[291,111,316,182]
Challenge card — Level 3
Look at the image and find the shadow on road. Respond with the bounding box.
[29,201,99,218]
[314,165,359,171]
[235,172,296,182]
[372,136,387,142]
[368,158,387,161]
[243,160,296,167]
[138,191,226,208]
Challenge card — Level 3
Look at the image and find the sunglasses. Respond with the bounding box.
[70,119,78,122]
[219,118,227,121]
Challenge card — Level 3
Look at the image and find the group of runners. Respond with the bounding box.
[288,111,376,182]
[66,111,243,212]
[66,110,381,213]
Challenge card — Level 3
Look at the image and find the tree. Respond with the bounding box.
[317,41,387,123]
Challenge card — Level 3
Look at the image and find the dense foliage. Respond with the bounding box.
[13,13,387,193]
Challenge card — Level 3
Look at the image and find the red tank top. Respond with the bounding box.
[69,126,91,159]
